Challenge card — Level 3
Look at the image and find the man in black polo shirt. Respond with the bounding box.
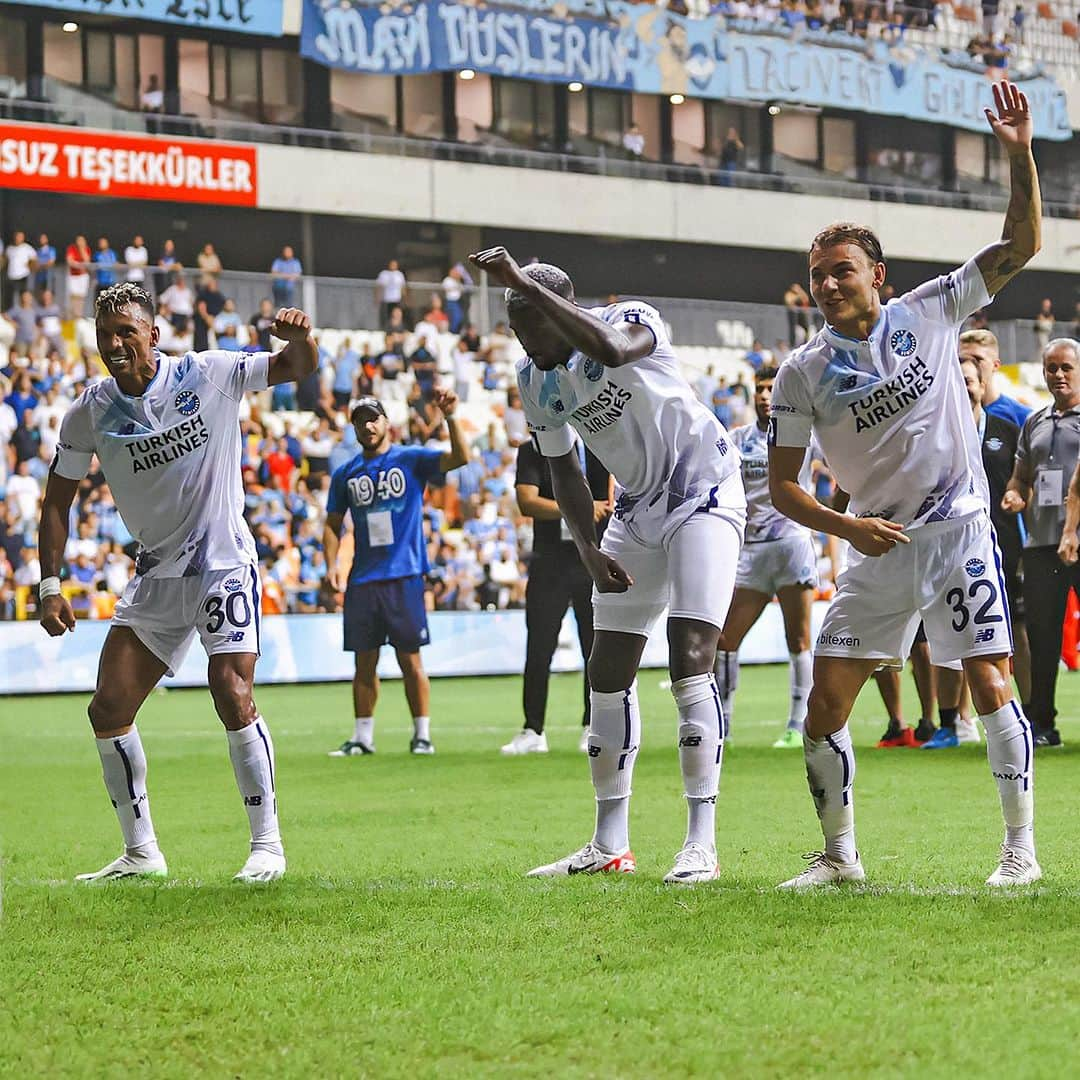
[1004,338,1080,747]
[501,437,611,754]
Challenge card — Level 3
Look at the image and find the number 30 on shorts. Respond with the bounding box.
[946,579,1002,633]
[204,592,253,634]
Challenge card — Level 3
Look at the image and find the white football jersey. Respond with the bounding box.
[54,349,270,578]
[517,301,739,537]
[769,258,991,529]
[731,421,812,542]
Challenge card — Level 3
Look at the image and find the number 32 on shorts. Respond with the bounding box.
[946,578,1003,633]
[205,591,253,634]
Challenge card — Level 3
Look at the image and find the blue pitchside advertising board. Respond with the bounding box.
[3,0,284,36]
[300,0,1070,140]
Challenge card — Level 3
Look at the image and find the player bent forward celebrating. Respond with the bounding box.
[768,81,1041,888]
[471,246,745,885]
[714,366,818,749]
[39,283,317,883]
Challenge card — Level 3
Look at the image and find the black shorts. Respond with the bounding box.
[1003,557,1024,621]
[344,575,429,653]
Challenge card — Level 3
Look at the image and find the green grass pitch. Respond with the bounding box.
[3,665,1080,1077]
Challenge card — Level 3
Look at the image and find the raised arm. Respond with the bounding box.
[469,247,654,368]
[38,470,81,636]
[975,80,1042,297]
[266,308,318,386]
[431,387,468,472]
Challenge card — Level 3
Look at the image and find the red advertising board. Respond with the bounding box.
[0,122,258,206]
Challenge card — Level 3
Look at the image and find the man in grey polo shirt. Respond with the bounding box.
[1004,338,1080,747]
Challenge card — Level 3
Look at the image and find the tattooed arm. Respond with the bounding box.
[975,80,1042,297]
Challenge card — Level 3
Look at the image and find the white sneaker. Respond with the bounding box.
[328,739,374,757]
[663,842,719,885]
[986,843,1042,887]
[526,841,636,878]
[956,717,981,744]
[777,851,865,890]
[234,847,287,883]
[75,849,167,883]
[501,730,549,755]
[578,728,590,753]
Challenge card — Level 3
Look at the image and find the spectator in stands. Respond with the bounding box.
[696,364,718,406]
[265,437,297,493]
[982,0,1000,38]
[194,276,226,352]
[4,292,38,359]
[1011,2,1025,42]
[34,234,56,297]
[623,122,646,158]
[745,338,770,371]
[302,418,335,478]
[250,298,276,351]
[376,258,407,327]
[711,378,734,427]
[160,271,194,336]
[35,290,63,355]
[1005,339,1080,748]
[332,337,360,410]
[4,231,37,310]
[720,126,744,184]
[153,300,178,354]
[409,338,438,400]
[271,245,302,307]
[214,299,242,350]
[442,266,466,333]
[92,236,118,299]
[378,332,406,383]
[452,336,475,402]
[155,238,179,294]
[1034,297,1055,358]
[503,386,530,447]
[141,73,164,112]
[124,235,149,286]
[784,282,812,345]
[423,295,449,332]
[11,408,40,465]
[460,323,482,354]
[198,242,222,285]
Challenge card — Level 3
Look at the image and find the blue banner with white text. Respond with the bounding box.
[300,0,1070,140]
[2,0,283,36]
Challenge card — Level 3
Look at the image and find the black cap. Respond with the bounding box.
[350,396,386,421]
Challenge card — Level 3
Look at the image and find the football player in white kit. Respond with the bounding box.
[714,366,817,749]
[38,283,317,883]
[768,81,1042,888]
[470,246,745,885]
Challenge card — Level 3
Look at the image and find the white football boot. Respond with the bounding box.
[663,842,720,885]
[75,849,167,883]
[500,730,549,755]
[956,717,982,744]
[777,851,865,890]
[986,843,1042,887]
[527,842,636,877]
[234,847,287,884]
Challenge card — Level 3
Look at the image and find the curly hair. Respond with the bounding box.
[809,222,884,266]
[94,282,155,322]
[505,263,575,314]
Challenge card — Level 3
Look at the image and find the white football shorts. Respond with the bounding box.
[112,563,263,676]
[735,534,818,596]
[593,473,746,637]
[815,511,1011,666]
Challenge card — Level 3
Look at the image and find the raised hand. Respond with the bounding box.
[432,386,459,417]
[271,308,313,342]
[468,247,530,292]
[984,80,1032,156]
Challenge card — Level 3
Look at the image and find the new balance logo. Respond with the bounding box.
[587,745,601,757]
[678,735,703,747]
[243,795,263,806]
[974,628,996,643]
[226,631,245,642]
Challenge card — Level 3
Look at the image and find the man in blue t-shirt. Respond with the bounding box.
[324,390,467,756]
[960,328,1032,428]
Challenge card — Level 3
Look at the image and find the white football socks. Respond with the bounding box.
[712,650,738,734]
[227,717,282,854]
[803,725,857,864]
[788,650,812,733]
[588,684,640,854]
[672,673,724,850]
[94,726,159,855]
[981,700,1035,854]
[413,715,431,742]
[352,716,374,747]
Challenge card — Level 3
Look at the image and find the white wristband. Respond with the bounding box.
[39,576,62,599]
